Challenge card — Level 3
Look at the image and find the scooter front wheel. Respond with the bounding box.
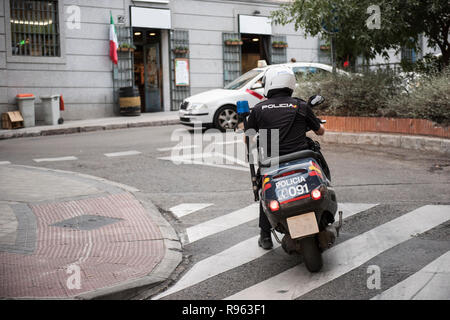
[300,236,323,272]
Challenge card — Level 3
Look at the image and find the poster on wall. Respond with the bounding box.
[175,58,190,86]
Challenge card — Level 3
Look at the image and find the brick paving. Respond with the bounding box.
[0,167,168,299]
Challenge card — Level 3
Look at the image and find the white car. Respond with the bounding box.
[179,62,348,131]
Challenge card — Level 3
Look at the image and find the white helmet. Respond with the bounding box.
[263,65,296,97]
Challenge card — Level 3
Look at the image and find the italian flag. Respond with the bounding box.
[109,12,118,65]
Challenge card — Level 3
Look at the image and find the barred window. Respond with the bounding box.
[10,0,60,57]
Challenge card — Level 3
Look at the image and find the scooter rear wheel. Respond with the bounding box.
[300,236,323,272]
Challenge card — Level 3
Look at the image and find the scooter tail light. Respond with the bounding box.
[269,200,280,212]
[311,189,322,200]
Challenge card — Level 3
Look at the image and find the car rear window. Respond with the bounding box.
[224,70,263,90]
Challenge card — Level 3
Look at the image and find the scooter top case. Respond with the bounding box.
[259,150,337,234]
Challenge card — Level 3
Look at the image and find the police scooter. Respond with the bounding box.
[237,96,342,273]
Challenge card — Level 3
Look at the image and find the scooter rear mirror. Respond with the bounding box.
[308,95,325,107]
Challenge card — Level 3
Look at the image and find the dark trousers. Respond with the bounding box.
[259,201,272,232]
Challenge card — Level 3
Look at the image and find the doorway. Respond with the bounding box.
[133,29,163,112]
[241,34,271,73]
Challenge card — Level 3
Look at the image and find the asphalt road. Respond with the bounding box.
[1,124,449,300]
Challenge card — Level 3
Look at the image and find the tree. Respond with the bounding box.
[271,0,450,69]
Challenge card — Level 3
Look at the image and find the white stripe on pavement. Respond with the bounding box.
[372,251,450,300]
[185,203,259,244]
[225,205,450,300]
[104,150,141,157]
[157,145,200,152]
[158,155,249,172]
[0,161,11,165]
[339,203,378,219]
[154,203,374,300]
[184,202,376,245]
[33,156,78,163]
[170,203,214,219]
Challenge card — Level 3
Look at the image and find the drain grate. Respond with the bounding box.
[51,215,122,231]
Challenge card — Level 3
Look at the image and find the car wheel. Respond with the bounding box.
[214,105,238,131]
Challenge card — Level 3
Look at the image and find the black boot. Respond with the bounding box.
[258,229,273,250]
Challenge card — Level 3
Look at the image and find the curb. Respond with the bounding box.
[0,119,180,140]
[4,165,182,300]
[310,131,450,155]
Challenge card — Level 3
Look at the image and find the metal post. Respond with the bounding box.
[331,35,336,74]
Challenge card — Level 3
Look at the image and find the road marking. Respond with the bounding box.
[157,145,200,152]
[184,202,376,245]
[372,251,450,300]
[153,236,281,300]
[0,161,11,165]
[104,150,141,157]
[158,154,249,172]
[170,203,214,218]
[339,203,378,219]
[185,203,259,244]
[33,156,78,163]
[225,205,450,300]
[153,202,375,300]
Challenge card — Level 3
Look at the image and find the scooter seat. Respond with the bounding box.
[259,149,322,168]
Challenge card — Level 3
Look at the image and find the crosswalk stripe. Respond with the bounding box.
[153,236,281,300]
[154,202,375,300]
[338,203,378,219]
[170,203,214,218]
[0,161,11,165]
[184,202,377,245]
[371,250,450,300]
[104,150,141,157]
[225,205,450,300]
[185,203,259,244]
[33,156,78,162]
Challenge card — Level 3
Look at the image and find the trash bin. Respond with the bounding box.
[119,87,141,116]
[40,95,61,125]
[16,94,36,127]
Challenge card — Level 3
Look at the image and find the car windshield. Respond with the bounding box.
[224,70,263,90]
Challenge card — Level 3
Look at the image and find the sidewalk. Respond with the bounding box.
[0,111,180,140]
[0,164,181,299]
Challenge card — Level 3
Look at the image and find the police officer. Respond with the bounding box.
[246,66,325,249]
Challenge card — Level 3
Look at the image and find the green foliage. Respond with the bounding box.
[391,68,450,125]
[293,69,450,125]
[271,0,450,67]
[400,53,444,75]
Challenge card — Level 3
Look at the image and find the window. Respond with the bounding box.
[10,0,60,57]
[401,48,416,64]
[224,69,263,90]
[293,67,328,81]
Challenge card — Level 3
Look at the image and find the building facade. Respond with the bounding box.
[0,0,440,121]
[1,0,328,120]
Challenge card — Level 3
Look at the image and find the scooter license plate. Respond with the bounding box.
[286,212,319,239]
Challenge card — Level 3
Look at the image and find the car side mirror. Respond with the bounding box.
[251,82,263,90]
[308,95,325,107]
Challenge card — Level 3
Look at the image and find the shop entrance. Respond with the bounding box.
[133,29,163,112]
[241,34,271,73]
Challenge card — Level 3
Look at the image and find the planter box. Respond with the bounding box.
[118,47,134,53]
[272,44,288,48]
[320,116,450,139]
[173,49,189,54]
[225,41,243,46]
